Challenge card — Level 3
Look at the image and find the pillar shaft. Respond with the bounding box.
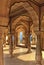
[16,32,18,45]
[0,38,3,65]
[3,33,6,47]
[0,28,4,65]
[25,33,28,47]
[9,19,13,57]
[36,7,42,65]
[27,29,31,53]
[28,31,31,52]
[14,33,16,47]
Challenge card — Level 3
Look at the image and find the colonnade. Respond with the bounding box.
[9,30,31,55]
[0,5,42,65]
[0,24,42,65]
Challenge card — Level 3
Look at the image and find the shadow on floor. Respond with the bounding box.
[4,53,36,65]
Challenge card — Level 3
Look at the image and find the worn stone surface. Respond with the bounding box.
[3,45,44,65]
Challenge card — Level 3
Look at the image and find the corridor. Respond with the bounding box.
[0,0,44,65]
[3,45,44,65]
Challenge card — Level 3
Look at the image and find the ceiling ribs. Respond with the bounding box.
[10,0,44,8]
[8,0,44,26]
[10,0,39,8]
[10,1,27,7]
[8,8,27,25]
[8,0,36,25]
[28,0,40,6]
[29,0,44,7]
[11,6,25,13]
[9,8,27,18]
[8,0,41,25]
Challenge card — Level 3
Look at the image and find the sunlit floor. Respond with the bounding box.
[3,45,44,65]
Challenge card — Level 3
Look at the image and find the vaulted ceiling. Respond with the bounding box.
[0,0,44,34]
[33,0,44,4]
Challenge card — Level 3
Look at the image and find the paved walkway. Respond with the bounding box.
[3,45,44,65]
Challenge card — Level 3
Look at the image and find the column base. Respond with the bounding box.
[9,48,13,57]
[26,49,31,53]
[36,61,42,65]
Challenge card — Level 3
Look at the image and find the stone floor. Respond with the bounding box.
[3,45,44,65]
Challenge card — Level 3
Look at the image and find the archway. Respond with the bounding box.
[15,25,27,47]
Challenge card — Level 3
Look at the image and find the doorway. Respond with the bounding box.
[18,31,25,47]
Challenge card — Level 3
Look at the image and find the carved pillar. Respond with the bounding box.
[16,32,18,46]
[14,32,17,46]
[23,31,26,46]
[9,18,13,57]
[9,34,13,57]
[25,31,28,48]
[3,33,6,47]
[12,34,15,49]
[26,27,31,53]
[27,30,31,53]
[0,28,4,65]
[36,7,42,65]
[14,32,16,47]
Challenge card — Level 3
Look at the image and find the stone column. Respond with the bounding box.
[36,7,42,65]
[12,34,15,49]
[0,28,4,65]
[24,31,27,47]
[9,33,13,57]
[25,32,28,48]
[9,19,13,57]
[16,32,18,46]
[0,38,4,65]
[14,32,18,46]
[14,32,16,47]
[3,33,6,47]
[27,30,31,53]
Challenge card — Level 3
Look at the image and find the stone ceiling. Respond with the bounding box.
[34,0,44,4]
[9,0,44,6]
[0,0,44,34]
